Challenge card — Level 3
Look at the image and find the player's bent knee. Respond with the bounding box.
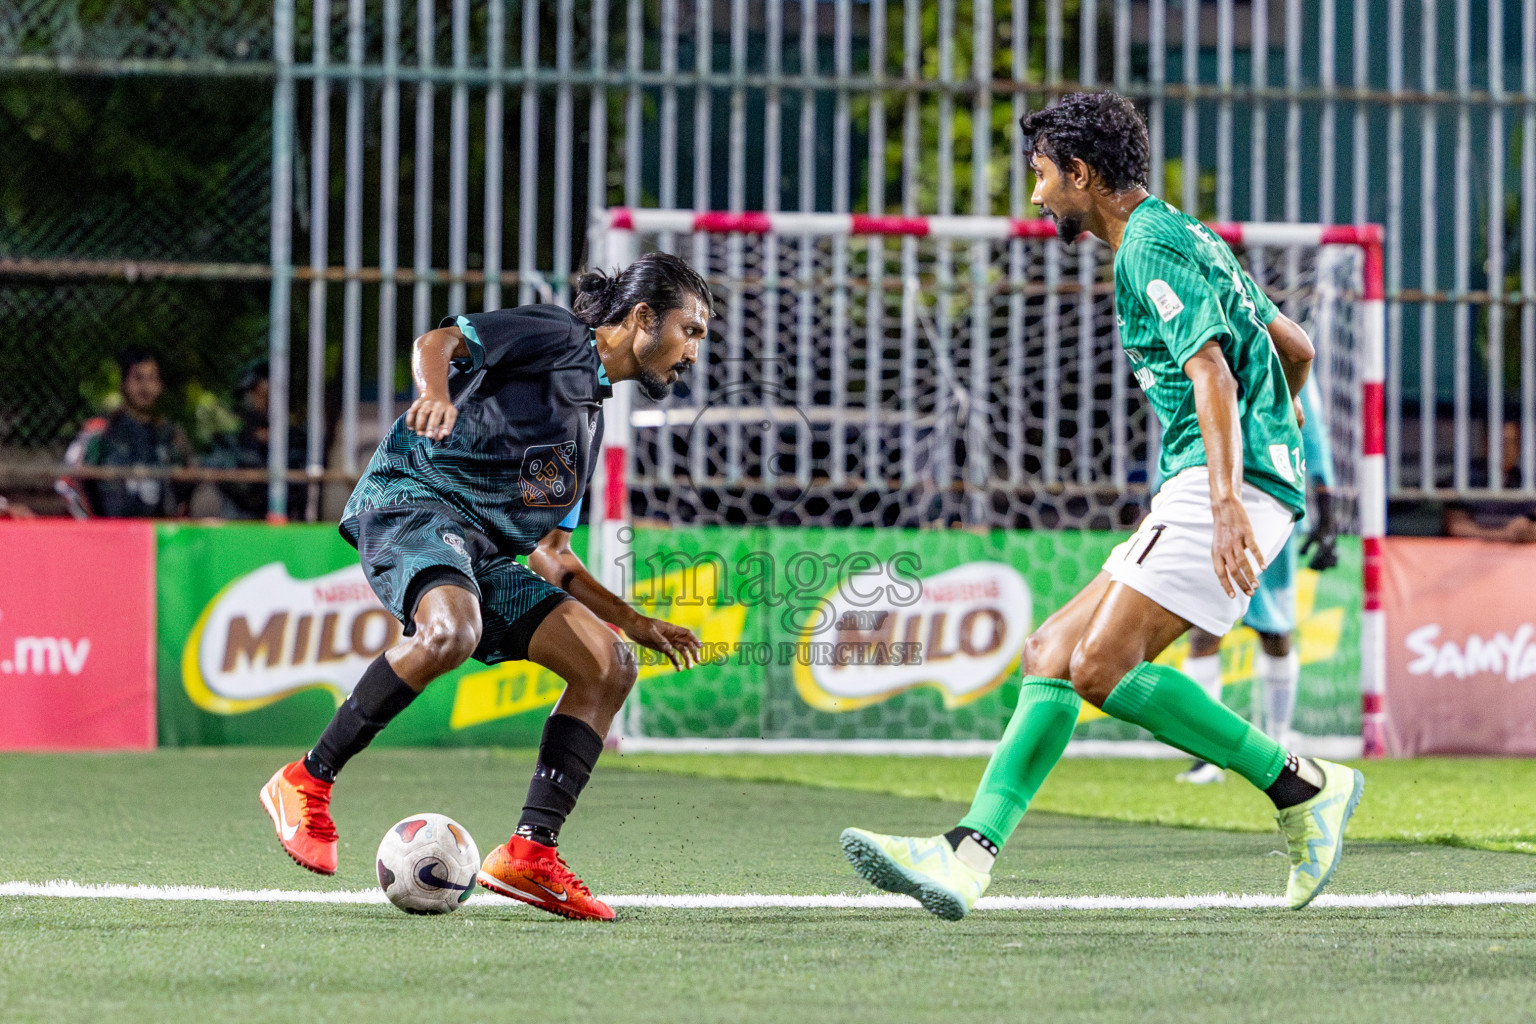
[413,617,480,674]
[601,649,639,702]
[560,650,635,716]
[1020,629,1072,680]
[1067,642,1120,707]
[1189,629,1222,658]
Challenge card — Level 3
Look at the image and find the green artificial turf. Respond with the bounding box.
[3,748,1535,1024]
[613,753,1536,853]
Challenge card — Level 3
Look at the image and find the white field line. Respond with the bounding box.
[615,735,1365,761]
[2,881,1535,911]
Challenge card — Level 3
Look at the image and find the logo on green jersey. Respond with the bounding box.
[1145,279,1185,322]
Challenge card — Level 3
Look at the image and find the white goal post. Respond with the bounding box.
[589,208,1386,758]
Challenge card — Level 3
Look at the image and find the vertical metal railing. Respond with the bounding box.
[1043,0,1062,487]
[446,0,468,318]
[254,0,1536,514]
[305,0,331,500]
[482,0,504,314]
[898,0,918,489]
[1007,0,1029,489]
[377,0,400,436]
[1419,0,1439,493]
[341,0,365,475]
[1110,0,1129,491]
[410,0,434,346]
[517,0,539,306]
[1453,1,1472,493]
[267,0,296,520]
[1489,0,1506,492]
[1075,0,1096,491]
[1385,0,1403,494]
[864,0,886,488]
[969,0,993,522]
[1525,0,1536,491]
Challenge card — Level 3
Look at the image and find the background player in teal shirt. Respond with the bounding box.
[842,91,1363,918]
[1178,375,1340,784]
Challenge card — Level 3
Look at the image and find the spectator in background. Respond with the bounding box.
[203,359,305,519]
[1444,417,1536,543]
[0,495,36,518]
[57,347,191,518]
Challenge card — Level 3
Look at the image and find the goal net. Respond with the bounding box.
[589,209,1386,756]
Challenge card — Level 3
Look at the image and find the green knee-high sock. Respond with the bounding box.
[958,676,1082,848]
[1101,661,1286,789]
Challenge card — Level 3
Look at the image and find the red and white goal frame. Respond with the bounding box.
[593,207,1387,758]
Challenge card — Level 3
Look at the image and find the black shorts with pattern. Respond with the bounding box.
[340,503,569,665]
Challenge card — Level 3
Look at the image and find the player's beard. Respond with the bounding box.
[634,365,679,401]
[1053,211,1084,242]
[634,369,670,400]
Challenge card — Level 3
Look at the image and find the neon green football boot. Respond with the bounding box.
[1276,758,1365,909]
[839,827,990,921]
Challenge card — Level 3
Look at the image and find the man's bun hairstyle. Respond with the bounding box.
[1019,91,1150,194]
[571,251,715,330]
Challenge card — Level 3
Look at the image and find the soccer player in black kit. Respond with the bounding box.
[260,253,711,920]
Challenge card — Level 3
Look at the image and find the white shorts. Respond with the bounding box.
[1104,467,1296,636]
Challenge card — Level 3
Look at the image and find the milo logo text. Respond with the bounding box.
[184,563,401,714]
[795,561,1031,712]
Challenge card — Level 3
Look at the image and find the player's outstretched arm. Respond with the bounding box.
[528,528,703,670]
[1265,312,1315,402]
[1186,340,1265,599]
[404,326,470,440]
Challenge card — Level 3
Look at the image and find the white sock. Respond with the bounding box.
[1183,653,1224,704]
[1258,650,1301,741]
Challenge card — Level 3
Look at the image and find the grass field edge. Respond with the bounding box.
[605,757,1536,856]
[6,880,1536,910]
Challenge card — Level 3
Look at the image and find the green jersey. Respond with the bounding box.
[1114,196,1306,518]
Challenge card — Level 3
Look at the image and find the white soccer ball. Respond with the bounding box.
[375,813,481,915]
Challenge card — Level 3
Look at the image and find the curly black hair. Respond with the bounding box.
[1019,91,1150,194]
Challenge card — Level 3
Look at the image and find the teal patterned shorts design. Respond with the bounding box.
[340,503,569,664]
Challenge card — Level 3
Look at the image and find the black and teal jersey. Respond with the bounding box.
[341,304,610,556]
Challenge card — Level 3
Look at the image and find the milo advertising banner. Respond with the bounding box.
[624,528,1362,743]
[156,523,574,746]
[155,522,1360,747]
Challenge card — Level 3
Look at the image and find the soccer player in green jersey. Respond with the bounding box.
[1177,374,1340,784]
[841,91,1363,918]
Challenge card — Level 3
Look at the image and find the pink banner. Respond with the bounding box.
[1383,536,1536,756]
[0,520,156,750]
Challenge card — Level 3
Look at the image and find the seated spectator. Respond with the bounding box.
[203,359,305,519]
[57,347,191,518]
[1443,418,1536,543]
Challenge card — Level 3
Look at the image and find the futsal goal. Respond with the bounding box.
[586,208,1386,758]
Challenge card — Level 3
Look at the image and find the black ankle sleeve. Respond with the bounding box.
[308,654,418,781]
[349,655,418,722]
[540,714,604,779]
[516,714,604,843]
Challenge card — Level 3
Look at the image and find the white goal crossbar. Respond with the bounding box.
[593,208,1387,757]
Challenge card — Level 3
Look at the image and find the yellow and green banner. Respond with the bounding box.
[154,522,1360,746]
[625,527,1362,742]
[155,523,571,746]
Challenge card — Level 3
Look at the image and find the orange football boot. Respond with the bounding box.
[259,760,338,875]
[477,836,615,921]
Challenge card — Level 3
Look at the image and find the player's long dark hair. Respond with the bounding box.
[1019,91,1149,194]
[571,251,715,330]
